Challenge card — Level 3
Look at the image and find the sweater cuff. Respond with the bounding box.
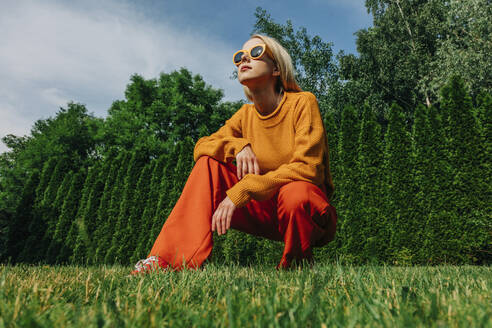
[226,183,251,208]
[233,139,251,157]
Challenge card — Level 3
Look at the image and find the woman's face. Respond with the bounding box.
[237,38,279,88]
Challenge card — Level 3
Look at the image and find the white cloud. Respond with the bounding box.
[0,102,35,139]
[40,88,69,108]
[0,0,245,154]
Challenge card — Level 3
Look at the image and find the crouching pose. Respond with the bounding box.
[131,34,338,275]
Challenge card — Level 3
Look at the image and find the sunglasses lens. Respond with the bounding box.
[250,45,264,58]
[234,51,245,65]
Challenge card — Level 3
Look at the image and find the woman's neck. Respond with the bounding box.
[249,85,283,116]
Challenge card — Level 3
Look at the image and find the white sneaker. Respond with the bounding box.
[130,256,163,275]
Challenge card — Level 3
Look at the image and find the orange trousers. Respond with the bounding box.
[147,155,337,270]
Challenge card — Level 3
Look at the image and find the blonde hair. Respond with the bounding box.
[243,34,302,101]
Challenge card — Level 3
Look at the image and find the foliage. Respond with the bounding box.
[425,0,492,100]
[4,170,40,263]
[381,103,415,262]
[333,105,361,257]
[44,170,75,264]
[109,151,148,264]
[355,103,384,262]
[438,76,491,263]
[102,69,244,157]
[124,162,154,265]
[131,154,167,263]
[100,152,132,264]
[48,169,87,264]
[91,150,125,264]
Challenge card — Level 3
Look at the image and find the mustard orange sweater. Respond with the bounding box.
[193,91,335,208]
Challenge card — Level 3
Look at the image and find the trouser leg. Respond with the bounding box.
[147,155,240,270]
[275,181,338,269]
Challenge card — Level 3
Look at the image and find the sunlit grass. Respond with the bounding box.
[0,263,490,327]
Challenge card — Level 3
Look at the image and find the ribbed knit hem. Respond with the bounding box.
[233,139,251,157]
[226,186,250,208]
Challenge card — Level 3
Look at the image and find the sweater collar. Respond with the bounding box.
[253,91,287,120]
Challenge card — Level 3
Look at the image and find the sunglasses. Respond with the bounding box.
[232,43,273,66]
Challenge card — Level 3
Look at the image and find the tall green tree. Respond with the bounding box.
[356,103,384,262]
[81,162,113,265]
[440,76,490,263]
[132,155,167,263]
[71,163,102,265]
[107,151,148,264]
[4,169,40,263]
[424,0,491,100]
[103,69,242,157]
[334,105,361,261]
[100,151,132,264]
[91,150,126,264]
[44,170,74,264]
[411,103,436,263]
[412,103,454,263]
[47,169,87,263]
[341,0,448,120]
[16,158,57,263]
[122,162,153,264]
[381,103,415,264]
[26,156,71,263]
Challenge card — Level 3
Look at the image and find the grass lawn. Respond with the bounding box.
[0,262,490,327]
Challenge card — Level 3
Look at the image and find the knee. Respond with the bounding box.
[277,181,313,214]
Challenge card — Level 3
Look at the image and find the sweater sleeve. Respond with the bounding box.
[226,93,327,208]
[193,106,251,163]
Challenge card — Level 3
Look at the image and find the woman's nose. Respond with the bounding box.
[240,52,250,63]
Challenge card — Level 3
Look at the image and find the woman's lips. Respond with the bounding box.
[240,66,251,71]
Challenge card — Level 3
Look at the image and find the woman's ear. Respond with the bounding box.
[272,65,280,77]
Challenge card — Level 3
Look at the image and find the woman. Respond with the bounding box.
[131,34,337,275]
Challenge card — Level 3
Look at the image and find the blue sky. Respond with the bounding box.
[0,0,372,153]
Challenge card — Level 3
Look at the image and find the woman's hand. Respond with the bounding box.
[212,196,236,235]
[236,144,260,179]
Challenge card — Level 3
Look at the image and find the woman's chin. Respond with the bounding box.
[238,74,259,87]
[238,77,251,86]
